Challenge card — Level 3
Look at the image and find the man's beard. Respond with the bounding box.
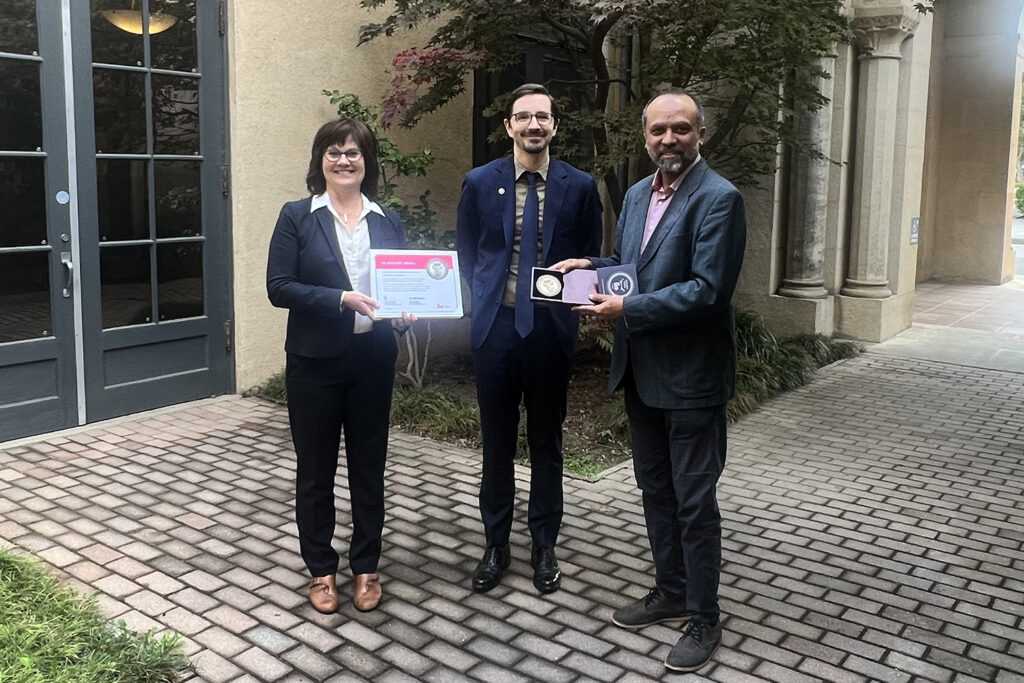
[521,132,550,154]
[651,148,695,175]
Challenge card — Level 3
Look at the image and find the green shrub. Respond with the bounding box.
[248,310,860,476]
[782,333,860,367]
[735,308,780,365]
[728,312,860,422]
[577,316,615,357]
[248,371,483,445]
[1015,183,1024,215]
[390,385,481,446]
[247,370,286,403]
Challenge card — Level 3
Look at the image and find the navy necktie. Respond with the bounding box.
[515,172,539,338]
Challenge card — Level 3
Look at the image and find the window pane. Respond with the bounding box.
[0,158,46,247]
[97,159,149,241]
[93,68,147,154]
[101,245,152,328]
[0,1,38,56]
[152,0,196,72]
[157,242,203,320]
[91,0,143,66]
[153,74,199,155]
[0,60,42,151]
[155,160,200,238]
[0,252,51,343]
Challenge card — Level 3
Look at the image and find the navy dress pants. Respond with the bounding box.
[624,369,727,623]
[285,326,397,577]
[472,307,570,549]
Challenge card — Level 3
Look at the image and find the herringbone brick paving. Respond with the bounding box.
[1,352,1022,682]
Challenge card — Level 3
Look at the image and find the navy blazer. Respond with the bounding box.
[591,160,747,409]
[457,156,602,356]
[267,197,406,358]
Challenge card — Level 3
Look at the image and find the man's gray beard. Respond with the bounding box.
[652,150,697,175]
[657,156,684,174]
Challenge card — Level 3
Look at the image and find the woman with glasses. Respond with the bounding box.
[267,118,414,614]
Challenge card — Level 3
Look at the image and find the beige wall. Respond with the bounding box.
[919,0,1024,284]
[226,1,473,390]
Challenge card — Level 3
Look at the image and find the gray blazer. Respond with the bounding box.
[590,160,747,409]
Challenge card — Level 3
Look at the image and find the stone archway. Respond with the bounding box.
[918,0,1024,285]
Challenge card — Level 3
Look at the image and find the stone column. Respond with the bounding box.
[779,54,837,300]
[841,1,919,298]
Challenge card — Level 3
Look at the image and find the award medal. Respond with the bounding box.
[535,273,563,298]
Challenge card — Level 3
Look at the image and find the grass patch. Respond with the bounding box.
[249,312,859,477]
[0,548,190,683]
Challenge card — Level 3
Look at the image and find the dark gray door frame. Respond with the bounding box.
[0,0,82,439]
[0,0,233,442]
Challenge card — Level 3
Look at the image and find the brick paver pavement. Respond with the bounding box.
[1,352,1022,682]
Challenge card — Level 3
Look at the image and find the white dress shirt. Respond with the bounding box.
[310,192,385,334]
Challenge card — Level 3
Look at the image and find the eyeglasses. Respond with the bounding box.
[510,111,554,125]
[324,148,362,163]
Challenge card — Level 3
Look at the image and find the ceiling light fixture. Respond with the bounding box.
[101,2,177,35]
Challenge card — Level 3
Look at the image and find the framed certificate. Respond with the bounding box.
[369,249,464,318]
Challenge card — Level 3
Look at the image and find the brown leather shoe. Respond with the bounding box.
[308,575,339,614]
[353,573,382,612]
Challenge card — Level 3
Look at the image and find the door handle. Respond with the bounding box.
[60,252,74,298]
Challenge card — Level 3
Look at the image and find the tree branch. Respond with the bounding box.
[588,12,625,215]
[541,15,589,46]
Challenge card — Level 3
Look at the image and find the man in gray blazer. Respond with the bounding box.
[554,89,746,673]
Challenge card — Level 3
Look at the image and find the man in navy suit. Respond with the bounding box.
[457,83,601,594]
[555,89,746,672]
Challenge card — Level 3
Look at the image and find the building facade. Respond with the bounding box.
[743,0,1024,342]
[0,0,1020,442]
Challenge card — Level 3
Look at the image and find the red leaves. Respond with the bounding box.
[380,47,487,129]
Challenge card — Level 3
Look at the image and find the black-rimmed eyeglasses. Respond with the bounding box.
[510,111,554,125]
[324,148,362,162]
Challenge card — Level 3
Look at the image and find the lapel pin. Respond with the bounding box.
[498,188,505,195]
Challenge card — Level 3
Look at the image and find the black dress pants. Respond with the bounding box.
[624,369,726,623]
[472,307,571,549]
[286,327,397,576]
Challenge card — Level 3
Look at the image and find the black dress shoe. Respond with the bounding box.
[472,545,510,593]
[531,545,561,594]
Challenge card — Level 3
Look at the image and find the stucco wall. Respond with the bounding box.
[226,1,473,390]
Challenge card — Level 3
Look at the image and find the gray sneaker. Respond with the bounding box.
[664,619,722,672]
[611,588,689,629]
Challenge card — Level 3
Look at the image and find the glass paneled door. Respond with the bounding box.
[0,0,232,442]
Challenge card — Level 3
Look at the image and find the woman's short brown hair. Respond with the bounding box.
[305,118,380,198]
